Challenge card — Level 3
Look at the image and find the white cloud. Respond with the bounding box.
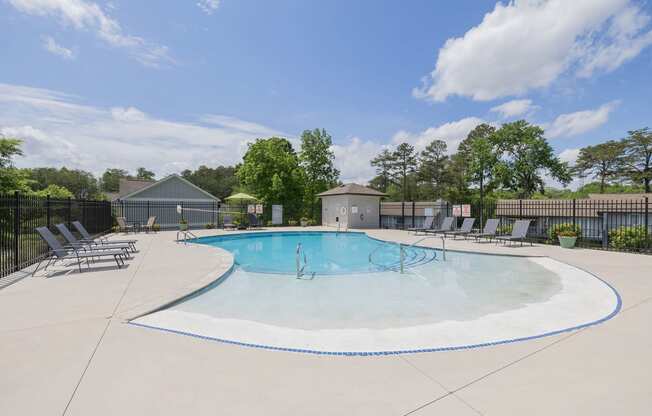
[197,0,221,15]
[0,83,284,176]
[392,117,485,153]
[558,148,581,165]
[490,99,536,118]
[415,0,652,102]
[331,137,388,184]
[546,101,619,138]
[42,36,76,59]
[8,0,173,67]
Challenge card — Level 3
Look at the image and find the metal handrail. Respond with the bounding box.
[296,243,307,278]
[408,235,446,261]
[368,241,407,274]
[176,230,198,245]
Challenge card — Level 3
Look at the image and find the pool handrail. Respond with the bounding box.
[408,235,446,261]
[296,242,307,278]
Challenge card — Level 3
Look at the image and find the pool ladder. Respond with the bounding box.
[176,230,198,245]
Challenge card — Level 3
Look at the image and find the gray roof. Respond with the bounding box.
[317,183,387,197]
[117,174,219,201]
[118,178,155,198]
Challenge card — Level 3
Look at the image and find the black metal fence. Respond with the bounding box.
[381,197,652,254]
[0,192,113,280]
[111,200,263,229]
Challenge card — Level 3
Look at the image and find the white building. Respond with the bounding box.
[318,183,386,229]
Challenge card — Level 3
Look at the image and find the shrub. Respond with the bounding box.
[152,224,161,232]
[497,224,513,235]
[548,223,582,241]
[205,223,215,229]
[266,220,274,227]
[179,218,188,225]
[288,219,298,226]
[307,219,317,226]
[609,226,651,250]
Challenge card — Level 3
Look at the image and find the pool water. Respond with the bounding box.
[133,231,621,354]
[195,231,436,274]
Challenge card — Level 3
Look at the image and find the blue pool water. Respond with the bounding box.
[194,231,436,274]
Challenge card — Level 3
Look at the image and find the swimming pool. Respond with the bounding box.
[133,231,621,355]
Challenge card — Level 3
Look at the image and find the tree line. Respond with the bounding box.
[368,121,651,203]
[0,129,341,222]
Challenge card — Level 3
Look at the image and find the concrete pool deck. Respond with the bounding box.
[1,227,651,415]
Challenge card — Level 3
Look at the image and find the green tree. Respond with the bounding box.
[298,129,340,220]
[621,128,652,193]
[28,167,101,199]
[0,136,32,193]
[32,184,74,199]
[101,168,129,193]
[466,135,499,216]
[181,165,238,200]
[418,140,449,200]
[236,137,305,221]
[573,140,625,193]
[370,149,396,193]
[391,143,418,202]
[492,120,571,198]
[136,167,155,181]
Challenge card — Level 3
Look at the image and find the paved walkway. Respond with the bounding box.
[1,228,651,415]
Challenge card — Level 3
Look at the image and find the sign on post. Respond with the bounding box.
[462,204,471,217]
[247,204,255,214]
[452,205,462,217]
[255,204,263,214]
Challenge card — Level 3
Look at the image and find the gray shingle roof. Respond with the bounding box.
[317,183,387,197]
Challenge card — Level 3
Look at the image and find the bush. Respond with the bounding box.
[205,223,215,229]
[548,223,582,241]
[609,226,651,250]
[497,224,513,235]
[152,224,161,232]
[179,218,188,225]
[266,220,274,227]
[288,219,298,226]
[307,219,317,226]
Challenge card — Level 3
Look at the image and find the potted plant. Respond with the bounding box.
[179,218,188,231]
[557,230,578,249]
[300,217,309,227]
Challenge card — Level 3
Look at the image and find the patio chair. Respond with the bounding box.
[116,217,135,234]
[495,220,533,246]
[33,227,127,275]
[407,216,433,235]
[55,223,132,256]
[467,218,500,242]
[142,216,157,233]
[72,221,137,251]
[223,215,236,230]
[447,218,476,239]
[424,217,454,236]
[247,214,260,229]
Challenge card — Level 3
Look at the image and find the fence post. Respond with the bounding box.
[572,199,576,229]
[519,199,523,219]
[13,191,20,270]
[147,200,150,219]
[401,201,405,230]
[67,197,72,228]
[46,194,51,228]
[412,201,415,228]
[645,196,649,251]
[378,200,382,228]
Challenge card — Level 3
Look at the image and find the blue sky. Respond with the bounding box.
[2,0,652,185]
